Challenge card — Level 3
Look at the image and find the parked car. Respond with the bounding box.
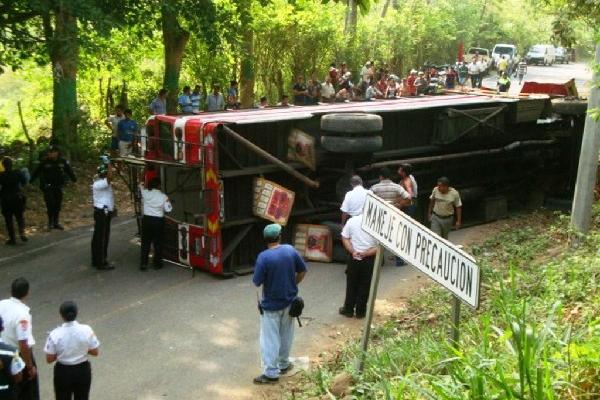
[525,44,556,66]
[555,47,569,64]
[491,44,518,67]
[467,47,492,73]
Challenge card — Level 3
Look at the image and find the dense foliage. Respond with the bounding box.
[0,0,596,153]
[298,210,600,399]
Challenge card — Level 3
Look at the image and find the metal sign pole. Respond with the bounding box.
[355,245,384,373]
[451,296,461,348]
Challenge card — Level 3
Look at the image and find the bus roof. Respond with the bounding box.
[155,94,518,126]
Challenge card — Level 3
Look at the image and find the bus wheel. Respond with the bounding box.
[321,135,383,154]
[321,113,383,136]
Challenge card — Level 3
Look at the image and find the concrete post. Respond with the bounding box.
[571,45,600,236]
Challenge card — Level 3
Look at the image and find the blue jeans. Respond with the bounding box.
[260,306,294,378]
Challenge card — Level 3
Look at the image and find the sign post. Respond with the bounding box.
[355,245,384,372]
[356,193,480,370]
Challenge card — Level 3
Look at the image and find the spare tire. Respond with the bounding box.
[321,135,383,154]
[321,113,383,134]
[552,99,588,116]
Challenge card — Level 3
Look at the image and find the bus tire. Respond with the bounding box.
[321,113,383,135]
[321,135,383,154]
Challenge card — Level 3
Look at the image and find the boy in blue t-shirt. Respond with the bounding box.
[117,109,138,157]
[252,224,307,384]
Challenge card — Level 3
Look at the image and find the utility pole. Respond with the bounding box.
[571,44,600,236]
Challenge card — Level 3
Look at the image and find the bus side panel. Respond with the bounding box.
[183,120,202,165]
[202,122,224,275]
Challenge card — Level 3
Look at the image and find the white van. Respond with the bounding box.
[491,44,518,66]
[525,45,556,66]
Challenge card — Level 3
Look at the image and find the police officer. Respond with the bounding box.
[44,301,100,400]
[91,162,115,270]
[30,146,76,231]
[0,278,38,400]
[0,316,25,400]
[0,157,28,245]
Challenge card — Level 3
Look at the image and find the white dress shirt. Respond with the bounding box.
[92,178,114,211]
[341,214,378,256]
[0,297,35,348]
[140,185,172,217]
[44,321,100,365]
[340,185,368,217]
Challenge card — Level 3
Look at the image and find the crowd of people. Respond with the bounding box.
[138,54,528,120]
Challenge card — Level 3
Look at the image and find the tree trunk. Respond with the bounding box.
[47,7,79,156]
[162,0,190,114]
[239,2,255,109]
[381,0,391,18]
[344,0,358,35]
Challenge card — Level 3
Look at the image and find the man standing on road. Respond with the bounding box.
[516,59,528,85]
[468,58,480,89]
[340,175,367,225]
[252,224,307,384]
[397,164,418,219]
[370,167,411,210]
[30,145,76,231]
[0,316,25,400]
[0,278,39,400]
[428,177,462,240]
[339,213,378,318]
[91,163,115,270]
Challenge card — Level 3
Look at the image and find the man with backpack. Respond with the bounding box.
[252,224,307,384]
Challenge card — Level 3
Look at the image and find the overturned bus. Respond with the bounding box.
[118,93,585,276]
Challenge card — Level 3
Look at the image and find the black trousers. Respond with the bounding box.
[17,355,39,400]
[53,361,91,400]
[91,208,112,267]
[342,256,375,317]
[1,197,25,242]
[43,187,63,225]
[141,215,164,266]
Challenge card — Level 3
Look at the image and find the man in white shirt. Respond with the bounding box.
[339,214,378,319]
[340,175,367,224]
[139,177,173,270]
[468,58,481,89]
[320,77,335,103]
[91,163,115,270]
[0,278,39,400]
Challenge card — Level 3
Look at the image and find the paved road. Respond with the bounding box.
[481,61,592,95]
[0,217,432,400]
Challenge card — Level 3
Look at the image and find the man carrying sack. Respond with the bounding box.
[252,224,307,384]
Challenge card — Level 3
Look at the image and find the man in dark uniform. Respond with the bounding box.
[0,316,25,400]
[30,146,76,230]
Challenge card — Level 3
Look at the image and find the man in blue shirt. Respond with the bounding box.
[178,86,193,113]
[252,223,307,384]
[117,109,138,157]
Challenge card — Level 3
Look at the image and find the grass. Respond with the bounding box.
[294,209,600,399]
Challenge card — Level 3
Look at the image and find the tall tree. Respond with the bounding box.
[153,0,218,113]
[0,0,130,154]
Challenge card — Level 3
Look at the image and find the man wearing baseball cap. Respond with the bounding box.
[252,224,307,384]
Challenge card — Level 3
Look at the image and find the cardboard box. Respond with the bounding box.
[253,178,295,226]
[294,224,332,262]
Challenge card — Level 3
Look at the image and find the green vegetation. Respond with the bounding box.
[0,0,597,155]
[299,210,599,399]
